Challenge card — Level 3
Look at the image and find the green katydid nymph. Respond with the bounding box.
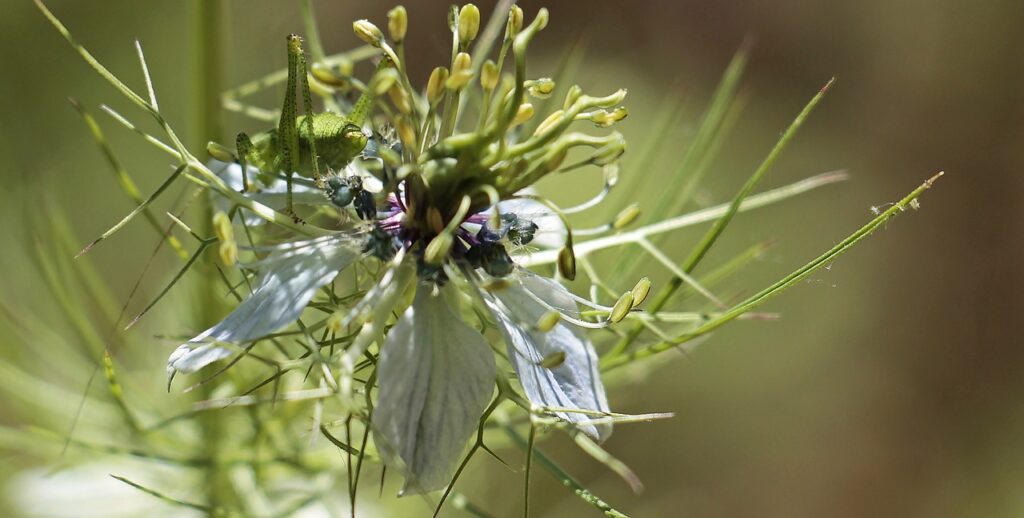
[210,34,382,221]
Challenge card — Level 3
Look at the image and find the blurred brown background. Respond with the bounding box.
[1,0,1022,516]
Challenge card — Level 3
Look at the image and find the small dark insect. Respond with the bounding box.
[326,176,377,219]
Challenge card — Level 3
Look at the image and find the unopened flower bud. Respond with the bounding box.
[563,85,583,110]
[311,63,348,87]
[426,207,445,233]
[458,4,480,45]
[327,311,345,334]
[424,232,454,265]
[534,109,564,136]
[540,351,566,368]
[528,78,555,99]
[396,119,417,150]
[388,84,412,114]
[480,60,499,91]
[446,52,473,90]
[218,240,238,267]
[427,66,449,105]
[387,6,408,43]
[370,68,399,96]
[212,211,233,242]
[207,141,235,162]
[511,103,535,126]
[609,291,633,323]
[537,310,561,332]
[630,277,651,307]
[353,20,384,46]
[557,245,576,280]
[613,203,640,230]
[506,6,524,38]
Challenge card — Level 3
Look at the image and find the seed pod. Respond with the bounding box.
[609,291,633,323]
[630,277,652,307]
[387,6,408,43]
[458,4,480,45]
[537,310,561,332]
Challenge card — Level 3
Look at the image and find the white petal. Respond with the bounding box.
[168,235,359,377]
[489,271,611,441]
[498,196,566,250]
[373,285,496,494]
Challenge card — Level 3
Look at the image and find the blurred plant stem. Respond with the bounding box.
[189,0,234,512]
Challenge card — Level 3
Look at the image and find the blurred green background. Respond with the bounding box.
[1,0,1022,516]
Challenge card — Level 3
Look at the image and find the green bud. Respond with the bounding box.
[537,310,561,332]
[613,203,641,230]
[212,211,233,242]
[534,109,564,136]
[370,67,399,96]
[540,351,566,368]
[353,20,384,46]
[563,84,583,110]
[557,245,576,280]
[218,240,238,267]
[388,84,412,114]
[506,5,524,38]
[396,119,417,150]
[387,6,408,43]
[609,291,633,323]
[528,78,555,99]
[458,4,481,45]
[311,63,349,87]
[427,66,449,105]
[480,59,499,91]
[511,103,535,126]
[326,311,345,334]
[424,232,454,265]
[630,277,652,307]
[446,52,474,90]
[207,141,235,162]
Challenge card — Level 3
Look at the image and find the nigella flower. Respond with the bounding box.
[168,184,609,492]
[168,4,635,495]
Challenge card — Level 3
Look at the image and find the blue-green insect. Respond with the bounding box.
[216,35,381,219]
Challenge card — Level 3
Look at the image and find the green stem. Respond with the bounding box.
[503,426,629,518]
[189,0,234,513]
[602,172,944,370]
